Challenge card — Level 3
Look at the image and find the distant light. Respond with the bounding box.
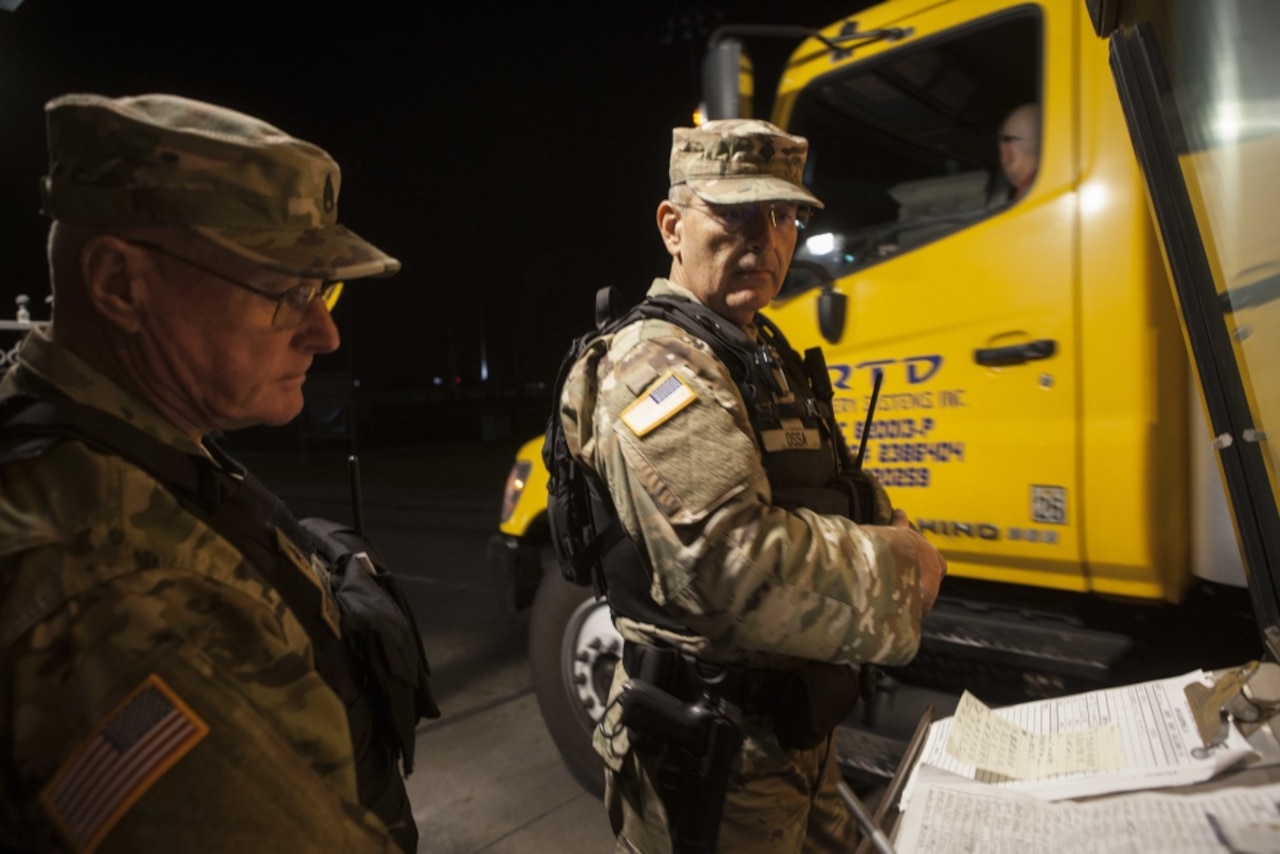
[1079,182,1109,216]
[805,232,837,255]
[454,376,462,385]
[1213,102,1243,143]
[433,376,443,386]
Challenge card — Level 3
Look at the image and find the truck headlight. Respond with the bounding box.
[500,459,533,523]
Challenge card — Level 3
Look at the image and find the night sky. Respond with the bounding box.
[0,0,867,400]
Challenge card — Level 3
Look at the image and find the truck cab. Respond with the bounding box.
[489,0,1264,796]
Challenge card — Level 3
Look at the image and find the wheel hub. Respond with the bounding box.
[567,600,622,723]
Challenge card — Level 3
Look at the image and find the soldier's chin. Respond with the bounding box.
[725,289,770,314]
[255,397,306,429]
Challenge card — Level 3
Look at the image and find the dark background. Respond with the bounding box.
[0,0,871,446]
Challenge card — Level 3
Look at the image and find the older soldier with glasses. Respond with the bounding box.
[0,93,434,852]
[558,118,946,852]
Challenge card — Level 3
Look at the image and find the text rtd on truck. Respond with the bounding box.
[485,0,1267,796]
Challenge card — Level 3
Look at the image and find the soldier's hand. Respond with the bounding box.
[891,509,946,611]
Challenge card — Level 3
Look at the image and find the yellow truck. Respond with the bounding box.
[486,0,1264,795]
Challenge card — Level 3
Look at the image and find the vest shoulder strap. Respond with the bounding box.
[0,393,232,509]
[544,288,770,632]
[0,393,336,651]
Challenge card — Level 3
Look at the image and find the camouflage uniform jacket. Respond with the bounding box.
[560,278,928,771]
[0,327,397,852]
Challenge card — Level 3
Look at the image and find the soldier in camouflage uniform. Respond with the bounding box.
[0,94,414,852]
[559,119,947,852]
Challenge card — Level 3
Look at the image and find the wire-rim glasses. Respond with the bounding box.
[122,239,343,330]
[679,201,812,233]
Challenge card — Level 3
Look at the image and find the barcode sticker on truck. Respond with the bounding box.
[1031,486,1067,524]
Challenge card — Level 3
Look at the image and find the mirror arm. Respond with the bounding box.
[706,23,912,56]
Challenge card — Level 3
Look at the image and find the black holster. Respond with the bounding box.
[618,679,743,854]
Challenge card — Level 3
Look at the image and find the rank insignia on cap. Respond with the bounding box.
[40,673,209,853]
[621,370,697,437]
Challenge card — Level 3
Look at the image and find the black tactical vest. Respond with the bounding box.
[549,289,875,632]
[740,315,850,514]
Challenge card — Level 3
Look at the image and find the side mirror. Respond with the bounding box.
[701,38,754,120]
[781,260,847,344]
[818,287,847,345]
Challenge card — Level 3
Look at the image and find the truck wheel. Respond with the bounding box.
[529,570,621,800]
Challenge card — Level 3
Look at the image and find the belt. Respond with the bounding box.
[622,642,796,717]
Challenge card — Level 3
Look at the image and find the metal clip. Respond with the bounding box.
[1185,661,1258,749]
[755,346,789,396]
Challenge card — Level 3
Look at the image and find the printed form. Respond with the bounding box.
[899,671,1256,808]
[895,769,1280,854]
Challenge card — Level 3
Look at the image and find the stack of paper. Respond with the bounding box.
[896,768,1280,853]
[901,671,1255,806]
[893,671,1270,853]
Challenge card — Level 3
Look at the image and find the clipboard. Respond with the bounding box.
[853,703,934,854]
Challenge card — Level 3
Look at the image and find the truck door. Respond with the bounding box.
[1099,0,1280,624]
[767,0,1089,590]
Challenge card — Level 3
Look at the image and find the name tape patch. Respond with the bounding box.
[621,370,697,437]
[761,426,822,452]
[274,527,341,637]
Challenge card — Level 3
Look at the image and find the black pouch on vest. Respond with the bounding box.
[830,468,886,525]
[773,662,861,750]
[298,517,441,773]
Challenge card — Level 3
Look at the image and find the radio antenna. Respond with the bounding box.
[853,371,884,470]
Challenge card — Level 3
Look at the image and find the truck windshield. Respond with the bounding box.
[782,9,1040,293]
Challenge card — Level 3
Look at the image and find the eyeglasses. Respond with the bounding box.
[679,202,812,233]
[123,239,344,330]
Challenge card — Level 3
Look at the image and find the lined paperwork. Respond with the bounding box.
[895,768,1280,854]
[944,689,1124,778]
[900,671,1256,808]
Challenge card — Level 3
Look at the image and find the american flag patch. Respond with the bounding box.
[620,370,697,437]
[40,674,209,853]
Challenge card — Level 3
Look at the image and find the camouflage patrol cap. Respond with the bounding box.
[670,118,824,209]
[40,93,399,281]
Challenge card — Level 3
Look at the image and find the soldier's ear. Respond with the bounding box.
[657,199,683,257]
[81,236,149,334]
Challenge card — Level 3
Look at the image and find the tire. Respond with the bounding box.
[529,570,622,800]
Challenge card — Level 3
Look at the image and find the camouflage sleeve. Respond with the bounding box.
[0,450,397,852]
[568,322,926,667]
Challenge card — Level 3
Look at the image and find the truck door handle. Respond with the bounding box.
[974,338,1057,366]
